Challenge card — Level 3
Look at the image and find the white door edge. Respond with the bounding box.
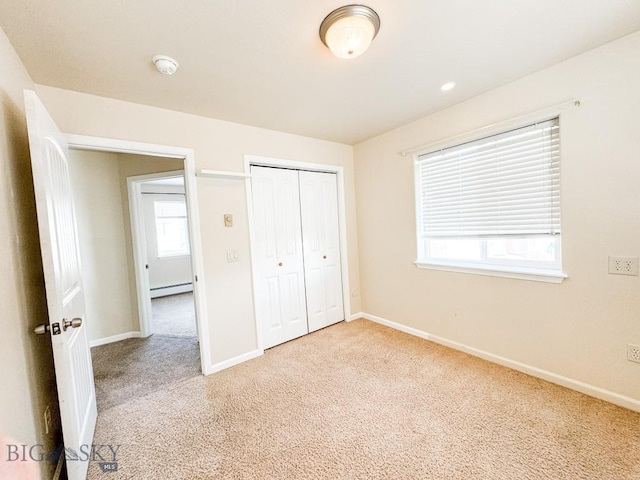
[127,177,152,338]
[65,134,213,375]
[244,154,351,351]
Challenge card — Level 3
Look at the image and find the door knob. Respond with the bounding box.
[34,324,50,335]
[63,318,83,331]
[278,262,283,267]
[323,255,327,259]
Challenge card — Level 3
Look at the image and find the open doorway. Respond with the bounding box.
[130,171,198,340]
[67,146,207,412]
[65,133,211,369]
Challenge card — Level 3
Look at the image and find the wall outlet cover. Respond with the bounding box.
[608,256,639,276]
[628,344,640,363]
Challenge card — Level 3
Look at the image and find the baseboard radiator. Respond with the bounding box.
[150,282,193,299]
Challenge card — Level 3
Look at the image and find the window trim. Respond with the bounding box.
[413,110,568,283]
[415,260,567,283]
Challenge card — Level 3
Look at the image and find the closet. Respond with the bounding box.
[250,165,344,349]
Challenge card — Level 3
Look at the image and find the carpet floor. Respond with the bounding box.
[92,335,201,412]
[89,319,640,479]
[151,292,197,337]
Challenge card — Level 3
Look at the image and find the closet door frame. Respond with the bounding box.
[244,154,352,351]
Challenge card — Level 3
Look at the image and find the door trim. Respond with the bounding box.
[127,169,186,338]
[244,154,351,351]
[66,134,213,375]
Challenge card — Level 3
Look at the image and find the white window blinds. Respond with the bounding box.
[418,118,560,238]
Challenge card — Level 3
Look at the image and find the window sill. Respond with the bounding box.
[414,261,567,284]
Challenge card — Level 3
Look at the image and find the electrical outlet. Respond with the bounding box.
[628,344,640,363]
[44,405,51,435]
[608,256,639,276]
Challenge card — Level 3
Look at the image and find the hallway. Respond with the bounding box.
[151,292,197,338]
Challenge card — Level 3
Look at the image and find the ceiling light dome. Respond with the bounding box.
[320,5,380,59]
[152,55,179,75]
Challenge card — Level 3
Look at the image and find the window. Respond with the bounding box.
[154,200,190,257]
[415,118,563,281]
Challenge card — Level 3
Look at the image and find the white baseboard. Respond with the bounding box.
[90,331,142,348]
[209,348,264,375]
[348,312,364,322]
[150,283,193,299]
[360,312,640,413]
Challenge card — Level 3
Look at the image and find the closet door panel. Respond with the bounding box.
[299,171,344,332]
[251,166,308,348]
[304,266,324,321]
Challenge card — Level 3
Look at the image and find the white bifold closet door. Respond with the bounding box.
[299,170,344,333]
[251,166,344,349]
[251,166,309,349]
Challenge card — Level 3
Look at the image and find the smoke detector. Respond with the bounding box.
[152,55,179,75]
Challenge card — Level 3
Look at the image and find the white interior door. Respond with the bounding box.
[24,90,97,480]
[251,166,308,348]
[299,171,345,332]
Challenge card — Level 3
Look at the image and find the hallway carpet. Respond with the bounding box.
[88,319,640,479]
[91,335,201,412]
[151,292,198,337]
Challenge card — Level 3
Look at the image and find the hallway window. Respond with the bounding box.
[154,200,190,257]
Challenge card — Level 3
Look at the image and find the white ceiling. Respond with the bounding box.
[1,1,639,145]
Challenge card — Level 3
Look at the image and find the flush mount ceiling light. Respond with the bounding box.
[319,5,380,59]
[152,55,179,75]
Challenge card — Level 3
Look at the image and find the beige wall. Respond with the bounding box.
[0,29,60,479]
[354,32,640,403]
[36,86,361,366]
[69,150,138,342]
[69,149,185,343]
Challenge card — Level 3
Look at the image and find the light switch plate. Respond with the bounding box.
[226,250,239,262]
